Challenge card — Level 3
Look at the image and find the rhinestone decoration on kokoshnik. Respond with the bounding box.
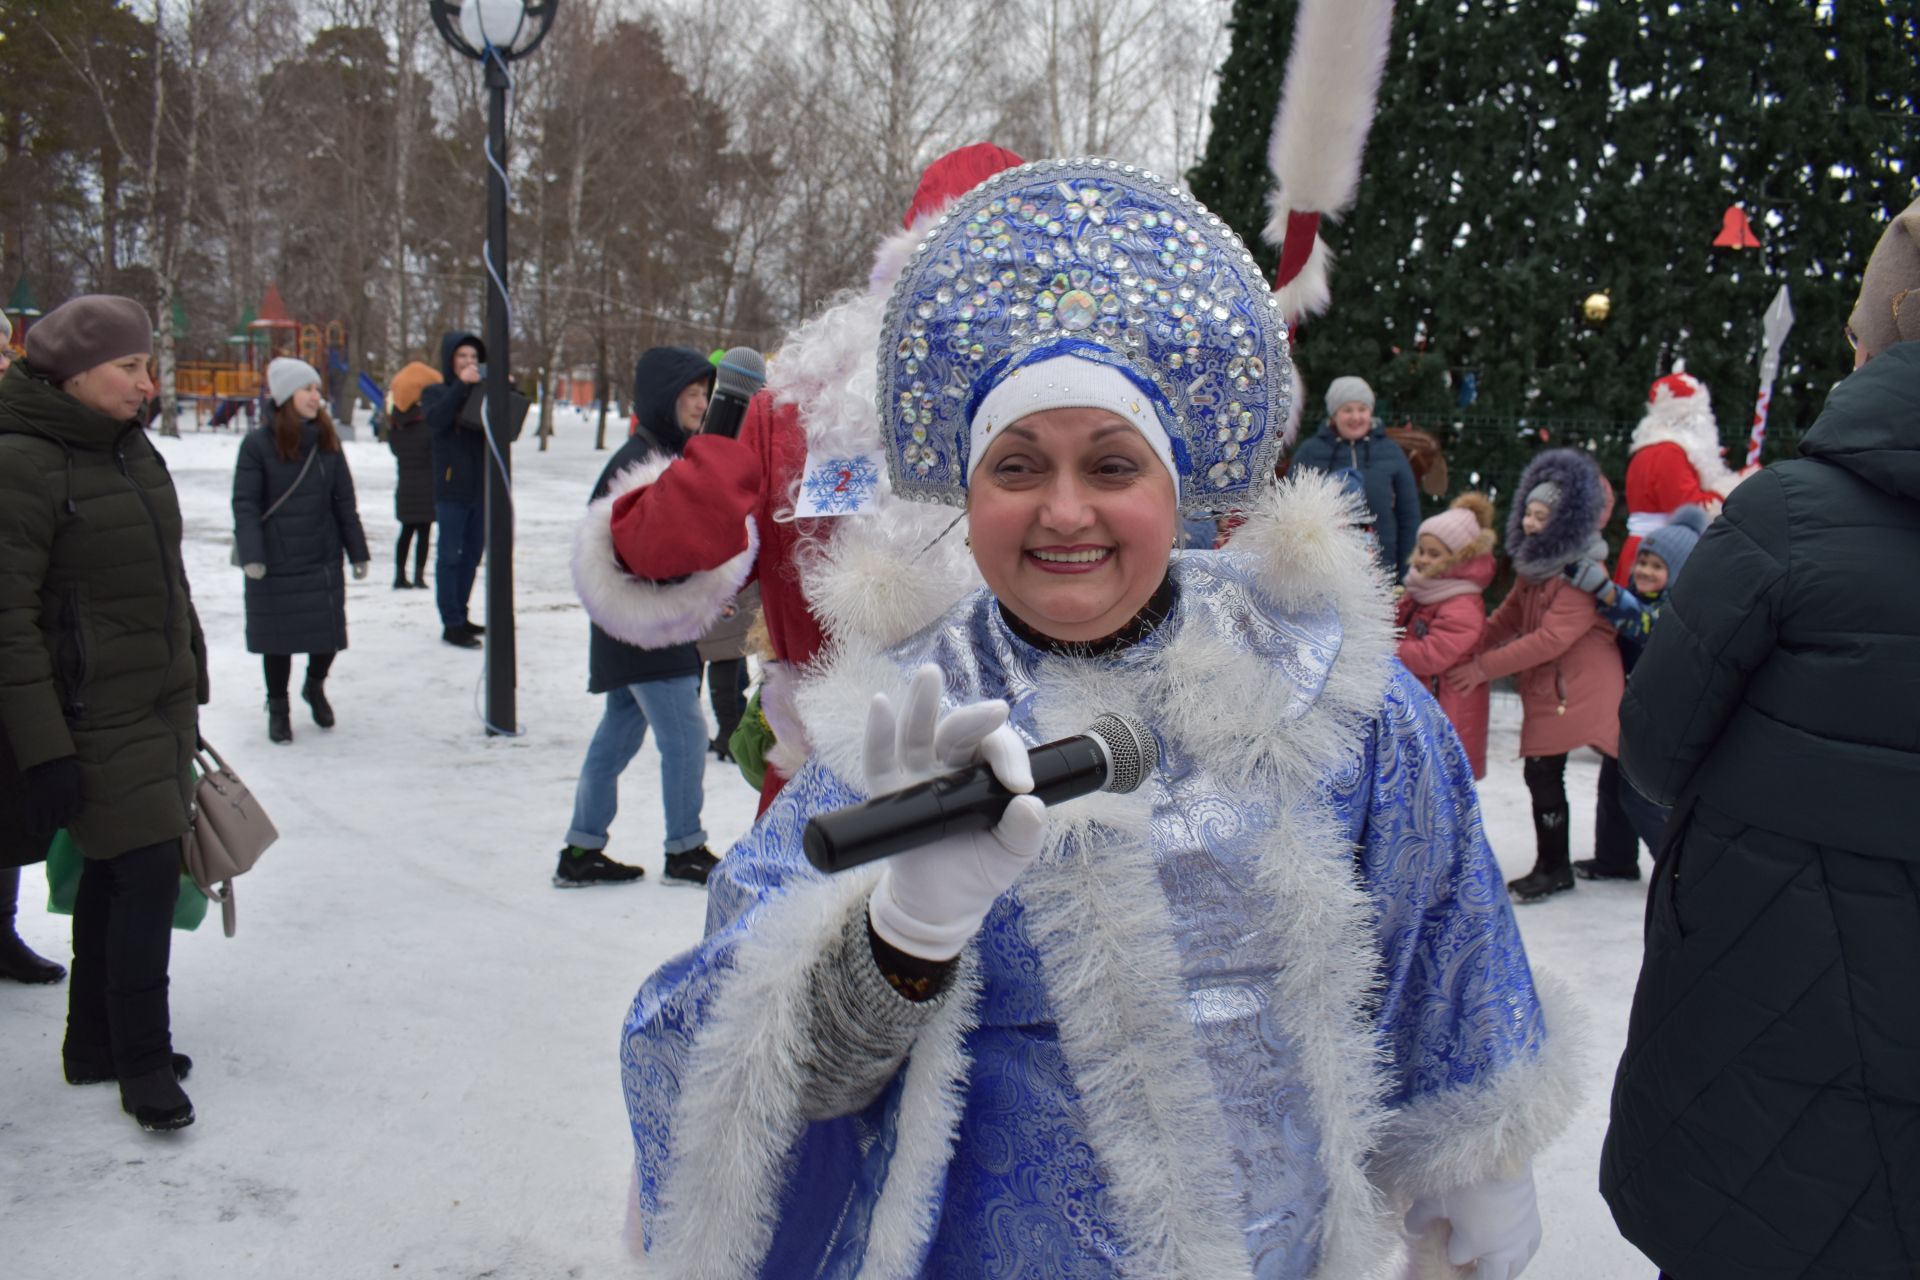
[879,158,1293,516]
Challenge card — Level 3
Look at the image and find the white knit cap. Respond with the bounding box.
[1324,375,1374,417]
[267,356,321,407]
[968,355,1179,494]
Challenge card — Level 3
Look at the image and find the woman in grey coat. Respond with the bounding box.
[232,358,370,743]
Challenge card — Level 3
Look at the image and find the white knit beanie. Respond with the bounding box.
[267,357,321,407]
[1324,375,1374,417]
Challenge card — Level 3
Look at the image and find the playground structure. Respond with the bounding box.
[169,283,355,430]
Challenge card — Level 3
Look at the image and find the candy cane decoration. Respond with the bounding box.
[1747,285,1794,467]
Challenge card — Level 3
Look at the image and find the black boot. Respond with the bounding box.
[267,696,293,744]
[0,930,66,984]
[393,569,412,590]
[120,1066,194,1132]
[1510,805,1575,903]
[302,678,335,728]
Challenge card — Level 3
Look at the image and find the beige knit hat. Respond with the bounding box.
[1849,197,1920,355]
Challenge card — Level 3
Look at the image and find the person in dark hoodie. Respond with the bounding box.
[1288,375,1422,580]
[420,331,497,647]
[0,295,207,1132]
[1601,198,1920,1280]
[553,347,723,888]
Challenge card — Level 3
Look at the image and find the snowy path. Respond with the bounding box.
[2,411,1654,1278]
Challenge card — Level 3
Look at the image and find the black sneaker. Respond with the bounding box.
[1508,866,1576,904]
[442,626,483,649]
[67,1052,192,1087]
[552,846,645,888]
[664,846,721,887]
[465,622,486,636]
[1572,858,1641,882]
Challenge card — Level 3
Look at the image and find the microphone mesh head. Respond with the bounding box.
[1086,713,1157,794]
[714,346,766,400]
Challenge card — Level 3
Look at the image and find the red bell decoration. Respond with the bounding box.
[1713,205,1761,250]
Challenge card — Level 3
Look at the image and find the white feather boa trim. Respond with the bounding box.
[644,869,983,1280]
[1370,970,1589,1202]
[570,457,758,649]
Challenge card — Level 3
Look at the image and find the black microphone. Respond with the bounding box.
[700,346,766,440]
[803,713,1158,873]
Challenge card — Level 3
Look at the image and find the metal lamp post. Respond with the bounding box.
[428,0,557,736]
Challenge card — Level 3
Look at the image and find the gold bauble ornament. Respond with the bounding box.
[1583,291,1612,323]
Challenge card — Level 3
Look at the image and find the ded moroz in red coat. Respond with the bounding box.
[1396,553,1493,778]
[1616,369,1746,583]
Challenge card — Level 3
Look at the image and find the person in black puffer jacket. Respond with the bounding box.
[1287,375,1422,581]
[0,295,210,1131]
[553,347,722,888]
[1601,199,1920,1280]
[386,359,442,589]
[233,358,371,743]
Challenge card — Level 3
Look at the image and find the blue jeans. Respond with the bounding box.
[435,500,485,629]
[566,676,708,855]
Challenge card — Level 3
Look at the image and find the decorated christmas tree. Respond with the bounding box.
[1190,0,1918,468]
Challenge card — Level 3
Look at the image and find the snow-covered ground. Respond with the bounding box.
[1,408,1655,1278]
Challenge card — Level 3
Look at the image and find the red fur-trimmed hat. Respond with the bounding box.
[902,143,1025,229]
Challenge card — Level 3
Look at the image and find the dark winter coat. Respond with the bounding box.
[421,331,500,507]
[1601,342,1920,1280]
[587,347,714,694]
[0,362,208,866]
[1289,423,1421,579]
[387,403,436,524]
[233,421,371,656]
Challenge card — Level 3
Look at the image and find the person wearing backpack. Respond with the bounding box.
[0,295,209,1132]
[233,358,371,743]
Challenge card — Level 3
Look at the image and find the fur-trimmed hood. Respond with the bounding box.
[1507,449,1614,582]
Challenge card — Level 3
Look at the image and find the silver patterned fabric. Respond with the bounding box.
[622,552,1546,1279]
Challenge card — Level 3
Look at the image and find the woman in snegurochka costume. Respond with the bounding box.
[612,161,1580,1280]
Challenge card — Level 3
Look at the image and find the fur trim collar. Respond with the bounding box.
[571,458,758,648]
[1506,449,1612,581]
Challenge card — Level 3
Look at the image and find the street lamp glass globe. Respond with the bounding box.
[458,0,529,52]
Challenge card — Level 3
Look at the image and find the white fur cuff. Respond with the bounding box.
[570,457,760,649]
[1368,971,1589,1203]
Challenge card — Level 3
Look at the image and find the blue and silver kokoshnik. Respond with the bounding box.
[878,157,1293,517]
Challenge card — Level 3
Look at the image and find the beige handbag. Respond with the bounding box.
[183,739,279,937]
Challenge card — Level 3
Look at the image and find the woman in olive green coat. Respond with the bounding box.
[0,295,207,1132]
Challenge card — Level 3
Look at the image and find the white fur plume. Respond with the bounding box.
[570,458,758,649]
[1265,0,1394,217]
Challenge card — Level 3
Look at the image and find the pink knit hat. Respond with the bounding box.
[1419,507,1480,552]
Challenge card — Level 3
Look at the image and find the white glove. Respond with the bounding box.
[351,561,369,580]
[865,664,1046,962]
[243,563,266,580]
[1404,1166,1541,1280]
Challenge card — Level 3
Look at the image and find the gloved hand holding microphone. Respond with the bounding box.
[860,664,1048,962]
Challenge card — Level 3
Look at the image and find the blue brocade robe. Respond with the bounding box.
[620,531,1575,1280]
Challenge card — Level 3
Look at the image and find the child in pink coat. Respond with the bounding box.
[1396,493,1497,778]
[1446,449,1633,904]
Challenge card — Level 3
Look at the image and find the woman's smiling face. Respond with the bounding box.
[966,406,1178,643]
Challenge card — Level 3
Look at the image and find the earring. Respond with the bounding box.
[964,534,971,549]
